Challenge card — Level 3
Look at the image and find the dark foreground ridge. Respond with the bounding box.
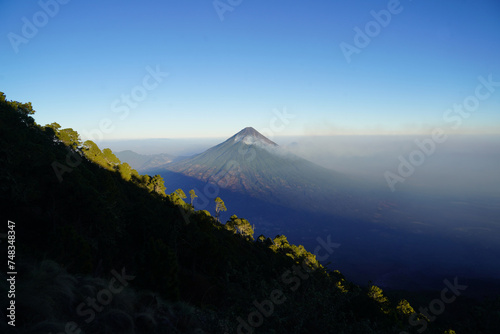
[1,92,497,333]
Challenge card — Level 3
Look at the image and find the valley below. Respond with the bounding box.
[148,168,500,298]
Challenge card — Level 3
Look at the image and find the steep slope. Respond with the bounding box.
[158,127,374,215]
[0,94,485,333]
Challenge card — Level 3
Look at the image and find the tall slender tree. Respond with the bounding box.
[215,197,227,222]
[189,189,198,207]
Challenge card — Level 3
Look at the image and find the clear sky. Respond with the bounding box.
[1,0,499,139]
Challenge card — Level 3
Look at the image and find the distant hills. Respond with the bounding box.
[115,150,176,171]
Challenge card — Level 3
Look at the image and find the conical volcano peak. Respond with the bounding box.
[237,127,260,136]
[232,127,278,147]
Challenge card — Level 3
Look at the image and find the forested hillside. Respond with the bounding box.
[1,93,495,333]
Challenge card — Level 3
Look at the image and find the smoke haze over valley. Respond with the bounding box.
[110,133,500,198]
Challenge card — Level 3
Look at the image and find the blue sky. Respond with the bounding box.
[1,0,499,139]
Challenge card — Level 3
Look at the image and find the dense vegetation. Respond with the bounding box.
[0,92,497,333]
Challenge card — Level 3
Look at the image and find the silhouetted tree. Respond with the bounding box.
[82,140,106,167]
[57,128,81,149]
[118,162,133,181]
[225,215,254,240]
[175,189,187,200]
[102,148,121,166]
[396,299,414,317]
[150,175,166,195]
[272,235,289,250]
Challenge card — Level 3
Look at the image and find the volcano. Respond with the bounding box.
[157,127,374,215]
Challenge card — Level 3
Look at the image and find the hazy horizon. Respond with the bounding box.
[103,133,500,200]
